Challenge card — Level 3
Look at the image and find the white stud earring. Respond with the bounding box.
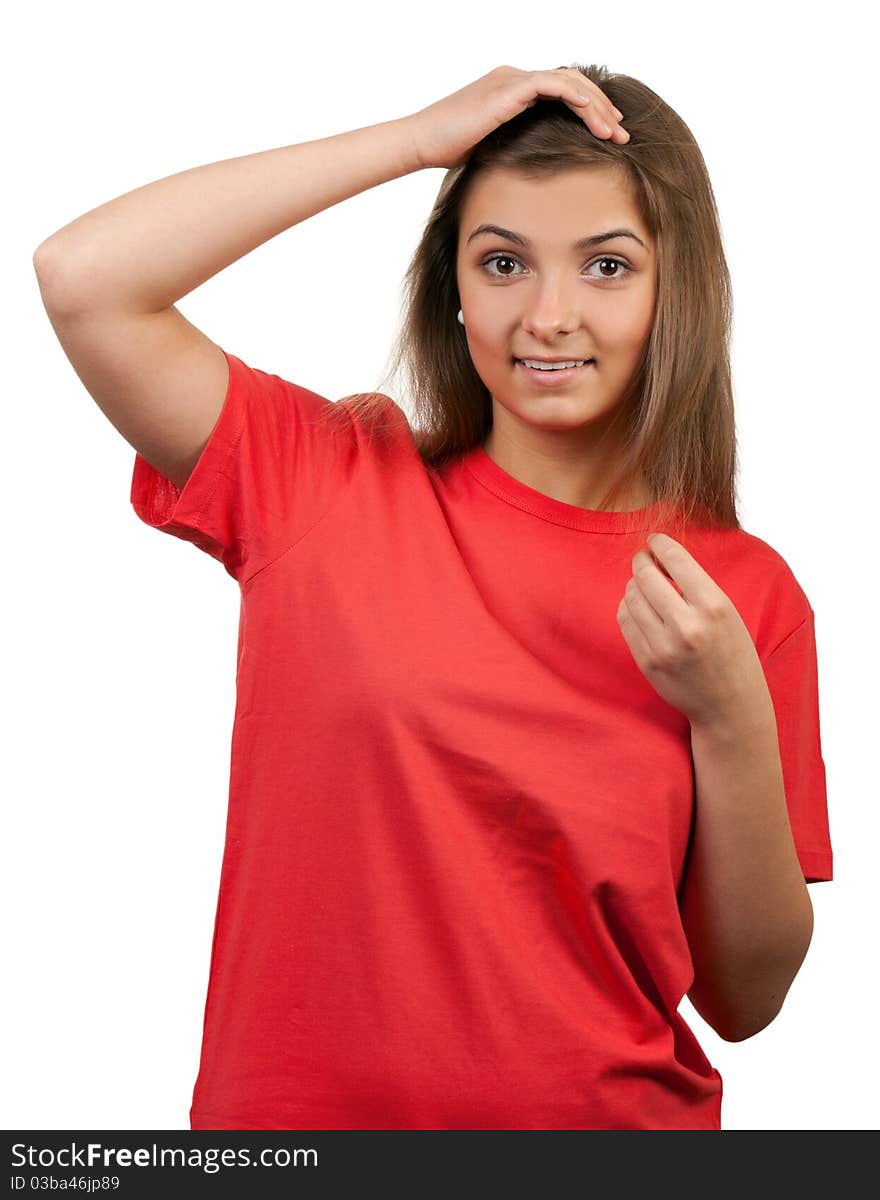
[457,309,464,325]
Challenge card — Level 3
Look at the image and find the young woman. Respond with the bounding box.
[34,62,833,1131]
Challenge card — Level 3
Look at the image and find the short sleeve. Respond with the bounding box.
[130,348,355,584]
[761,608,833,883]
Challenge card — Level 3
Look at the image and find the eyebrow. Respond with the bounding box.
[465,223,648,251]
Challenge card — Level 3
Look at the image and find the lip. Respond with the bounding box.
[514,358,596,385]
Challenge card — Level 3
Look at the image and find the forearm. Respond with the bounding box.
[33,118,422,315]
[680,694,814,1041]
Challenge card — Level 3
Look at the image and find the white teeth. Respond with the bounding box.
[520,359,589,370]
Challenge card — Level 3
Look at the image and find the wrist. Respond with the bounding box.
[689,686,777,746]
[393,116,429,175]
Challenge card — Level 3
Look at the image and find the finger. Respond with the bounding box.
[569,87,617,128]
[618,593,656,662]
[569,91,622,137]
[631,551,688,624]
[645,534,715,607]
[619,571,662,638]
[550,65,620,112]
[540,69,621,137]
[563,71,624,125]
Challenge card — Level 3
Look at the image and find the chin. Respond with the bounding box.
[515,393,609,419]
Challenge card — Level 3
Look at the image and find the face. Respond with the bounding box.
[456,165,657,466]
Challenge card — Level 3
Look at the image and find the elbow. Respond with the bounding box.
[33,237,64,277]
[692,985,787,1043]
[33,240,72,311]
[33,236,90,315]
[721,937,812,1041]
[689,905,815,1044]
[689,989,771,1043]
[689,951,809,1044]
[715,999,785,1043]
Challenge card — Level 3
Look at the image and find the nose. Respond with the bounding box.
[520,283,583,337]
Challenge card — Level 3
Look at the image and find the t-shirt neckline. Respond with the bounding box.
[461,443,666,534]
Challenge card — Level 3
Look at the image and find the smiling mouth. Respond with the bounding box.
[513,357,596,369]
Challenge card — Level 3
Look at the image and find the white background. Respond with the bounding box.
[5,0,876,1131]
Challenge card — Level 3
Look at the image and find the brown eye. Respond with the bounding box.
[589,257,631,282]
[481,254,522,277]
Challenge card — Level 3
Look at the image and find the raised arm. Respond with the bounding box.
[33,119,423,489]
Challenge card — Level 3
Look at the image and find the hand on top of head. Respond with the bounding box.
[403,64,629,171]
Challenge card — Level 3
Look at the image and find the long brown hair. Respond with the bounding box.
[317,62,740,539]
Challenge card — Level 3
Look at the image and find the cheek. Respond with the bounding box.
[467,322,512,363]
[606,310,655,358]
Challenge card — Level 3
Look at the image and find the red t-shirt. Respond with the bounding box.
[131,349,833,1131]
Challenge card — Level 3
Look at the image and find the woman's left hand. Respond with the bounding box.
[616,532,770,728]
